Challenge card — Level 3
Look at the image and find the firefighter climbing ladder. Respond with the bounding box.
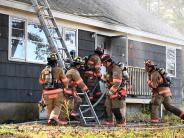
[78,92,101,126]
[31,0,72,70]
[31,0,100,126]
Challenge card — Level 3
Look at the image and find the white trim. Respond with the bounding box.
[126,98,151,104]
[63,27,78,57]
[1,0,184,46]
[9,17,27,61]
[166,46,176,77]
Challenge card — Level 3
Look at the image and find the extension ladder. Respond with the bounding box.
[78,92,101,126]
[31,0,100,126]
[31,0,72,70]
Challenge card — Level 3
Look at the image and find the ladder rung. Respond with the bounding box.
[38,5,48,10]
[58,47,66,50]
[77,93,85,95]
[83,117,95,119]
[48,26,57,30]
[44,15,53,19]
[52,36,62,40]
[80,105,90,107]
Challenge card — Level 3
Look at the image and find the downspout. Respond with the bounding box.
[125,35,128,66]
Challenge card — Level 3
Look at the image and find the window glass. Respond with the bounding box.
[27,23,49,62]
[9,18,77,64]
[11,39,25,59]
[27,41,50,62]
[166,47,176,76]
[64,29,77,56]
[10,19,25,60]
[28,23,47,43]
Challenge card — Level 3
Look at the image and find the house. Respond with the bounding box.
[0,0,184,123]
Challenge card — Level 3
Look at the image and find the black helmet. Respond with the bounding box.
[94,47,104,56]
[72,56,84,66]
[101,54,111,63]
[47,53,58,62]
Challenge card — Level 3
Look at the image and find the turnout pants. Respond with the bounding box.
[43,92,63,120]
[59,93,82,120]
[151,94,183,120]
[105,96,125,124]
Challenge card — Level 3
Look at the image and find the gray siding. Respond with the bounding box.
[0,13,43,103]
[78,30,95,57]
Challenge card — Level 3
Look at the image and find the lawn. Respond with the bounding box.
[0,122,184,138]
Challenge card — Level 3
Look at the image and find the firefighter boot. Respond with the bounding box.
[104,120,114,126]
[112,108,125,127]
[150,118,160,123]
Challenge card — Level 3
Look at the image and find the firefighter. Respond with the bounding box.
[39,53,68,125]
[84,47,103,100]
[144,59,184,123]
[101,54,126,127]
[61,57,89,118]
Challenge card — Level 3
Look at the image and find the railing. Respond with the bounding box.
[127,66,151,96]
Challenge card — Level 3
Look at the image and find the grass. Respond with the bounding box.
[0,122,184,138]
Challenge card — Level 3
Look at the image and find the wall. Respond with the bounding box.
[0,13,42,123]
[78,30,95,57]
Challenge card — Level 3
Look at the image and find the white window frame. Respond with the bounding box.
[9,16,78,64]
[63,27,78,57]
[9,16,27,62]
[166,46,176,77]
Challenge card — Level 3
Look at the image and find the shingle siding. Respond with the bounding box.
[78,29,95,57]
[0,13,43,103]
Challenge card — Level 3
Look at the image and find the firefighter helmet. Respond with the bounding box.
[94,47,104,56]
[144,59,155,67]
[73,56,84,65]
[101,54,111,63]
[47,53,58,62]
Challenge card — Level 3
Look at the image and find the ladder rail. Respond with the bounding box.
[40,0,72,60]
[84,93,101,125]
[31,0,71,70]
[78,92,101,126]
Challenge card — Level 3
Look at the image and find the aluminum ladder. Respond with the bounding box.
[78,92,101,126]
[31,0,72,70]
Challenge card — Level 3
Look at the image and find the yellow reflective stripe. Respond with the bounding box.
[64,88,73,95]
[113,79,122,83]
[39,79,45,84]
[88,60,94,64]
[75,79,83,85]
[82,85,88,91]
[95,64,101,68]
[49,112,58,120]
[110,86,118,93]
[43,88,62,95]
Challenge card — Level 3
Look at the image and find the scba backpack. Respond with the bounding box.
[156,67,172,87]
[44,65,54,89]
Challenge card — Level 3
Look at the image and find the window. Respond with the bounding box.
[27,23,50,63]
[64,28,77,57]
[166,47,176,77]
[10,18,26,60]
[9,17,78,63]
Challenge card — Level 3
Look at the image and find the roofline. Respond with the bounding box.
[1,0,184,46]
